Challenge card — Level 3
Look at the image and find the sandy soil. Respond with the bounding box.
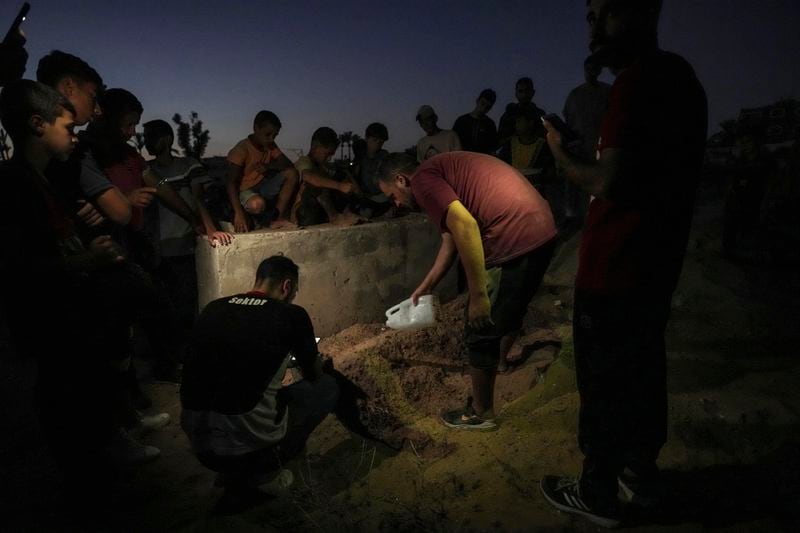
[3,190,800,531]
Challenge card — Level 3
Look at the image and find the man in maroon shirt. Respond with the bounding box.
[539,0,707,527]
[379,151,557,431]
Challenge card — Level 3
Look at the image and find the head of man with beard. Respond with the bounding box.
[586,0,662,72]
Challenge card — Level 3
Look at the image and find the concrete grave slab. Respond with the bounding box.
[195,214,457,337]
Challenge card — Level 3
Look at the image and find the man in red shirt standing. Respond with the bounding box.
[539,0,707,527]
[379,152,557,431]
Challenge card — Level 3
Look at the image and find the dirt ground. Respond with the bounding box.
[2,188,800,532]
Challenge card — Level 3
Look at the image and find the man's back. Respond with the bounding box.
[411,152,556,266]
[180,293,318,454]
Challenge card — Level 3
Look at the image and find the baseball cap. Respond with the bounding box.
[416,105,436,121]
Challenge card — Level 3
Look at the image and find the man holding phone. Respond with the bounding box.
[0,2,30,86]
[539,0,707,527]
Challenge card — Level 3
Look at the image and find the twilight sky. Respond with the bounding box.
[4,0,799,158]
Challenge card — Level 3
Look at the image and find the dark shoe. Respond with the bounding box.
[540,475,621,528]
[440,401,496,431]
[618,468,662,507]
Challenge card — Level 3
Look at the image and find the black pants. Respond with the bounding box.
[465,240,555,369]
[197,374,339,485]
[574,290,672,506]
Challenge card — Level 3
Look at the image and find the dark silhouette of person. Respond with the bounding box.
[539,0,707,527]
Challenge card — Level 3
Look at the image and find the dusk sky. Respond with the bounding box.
[4,0,799,158]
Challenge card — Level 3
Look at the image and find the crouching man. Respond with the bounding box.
[180,255,338,504]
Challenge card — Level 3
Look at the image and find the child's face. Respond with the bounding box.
[144,133,170,156]
[312,145,336,164]
[43,109,78,162]
[119,111,141,142]
[366,136,385,155]
[253,123,279,148]
[68,80,101,126]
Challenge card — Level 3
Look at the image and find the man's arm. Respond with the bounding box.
[142,168,199,230]
[411,231,458,304]
[543,118,625,199]
[301,168,355,194]
[444,200,492,329]
[93,187,132,225]
[190,180,233,246]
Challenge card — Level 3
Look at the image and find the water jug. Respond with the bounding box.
[385,295,438,330]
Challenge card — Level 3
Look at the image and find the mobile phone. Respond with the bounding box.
[3,2,30,45]
[542,113,579,143]
[156,175,184,187]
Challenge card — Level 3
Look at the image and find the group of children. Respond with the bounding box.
[224,112,394,232]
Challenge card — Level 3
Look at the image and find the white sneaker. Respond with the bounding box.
[107,428,161,465]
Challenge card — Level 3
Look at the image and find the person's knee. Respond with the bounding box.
[244,195,266,214]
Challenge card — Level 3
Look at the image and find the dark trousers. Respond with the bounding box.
[197,374,339,485]
[465,240,556,369]
[574,290,672,506]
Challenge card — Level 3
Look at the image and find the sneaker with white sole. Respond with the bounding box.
[107,428,161,465]
[440,402,497,431]
[540,475,621,528]
[618,468,662,507]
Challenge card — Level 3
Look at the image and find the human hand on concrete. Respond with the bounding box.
[331,212,366,226]
[207,231,233,247]
[269,218,297,230]
[233,210,250,233]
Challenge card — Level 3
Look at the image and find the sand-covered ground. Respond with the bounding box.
[2,190,800,531]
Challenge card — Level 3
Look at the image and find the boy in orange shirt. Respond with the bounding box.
[226,110,298,232]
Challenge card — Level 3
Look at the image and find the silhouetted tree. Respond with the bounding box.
[172,111,210,160]
[339,130,353,161]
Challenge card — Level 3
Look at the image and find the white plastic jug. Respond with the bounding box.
[385,295,438,330]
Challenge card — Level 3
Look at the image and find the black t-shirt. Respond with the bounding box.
[180,293,318,415]
[453,113,499,155]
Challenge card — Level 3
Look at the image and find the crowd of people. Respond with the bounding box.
[0,0,717,528]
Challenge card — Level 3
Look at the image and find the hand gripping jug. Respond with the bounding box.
[385,295,438,330]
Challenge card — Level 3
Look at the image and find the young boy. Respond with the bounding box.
[226,110,298,232]
[0,79,138,498]
[498,109,554,183]
[291,127,361,226]
[353,122,392,217]
[143,119,233,330]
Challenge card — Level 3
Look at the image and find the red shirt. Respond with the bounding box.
[411,152,556,267]
[576,50,707,295]
[104,148,147,230]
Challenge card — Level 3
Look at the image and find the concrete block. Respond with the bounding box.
[195,214,457,337]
